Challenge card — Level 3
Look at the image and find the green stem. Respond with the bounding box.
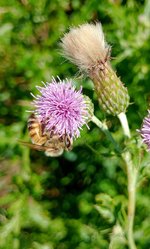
[91,115,121,153]
[118,112,137,249]
[118,112,131,138]
[122,151,137,249]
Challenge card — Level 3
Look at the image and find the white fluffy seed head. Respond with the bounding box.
[60,23,110,72]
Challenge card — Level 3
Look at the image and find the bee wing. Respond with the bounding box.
[18,140,50,152]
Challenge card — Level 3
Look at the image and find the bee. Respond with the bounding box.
[19,113,73,157]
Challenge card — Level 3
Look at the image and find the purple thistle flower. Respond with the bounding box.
[139,110,150,151]
[32,77,89,139]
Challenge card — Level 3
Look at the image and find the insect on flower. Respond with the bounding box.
[19,77,92,157]
[19,113,73,157]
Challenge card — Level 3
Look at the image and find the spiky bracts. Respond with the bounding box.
[89,64,129,115]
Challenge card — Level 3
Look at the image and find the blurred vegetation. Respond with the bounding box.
[0,0,150,248]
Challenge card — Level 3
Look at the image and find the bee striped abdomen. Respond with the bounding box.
[20,114,74,157]
[27,113,47,145]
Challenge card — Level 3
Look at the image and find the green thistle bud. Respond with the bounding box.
[89,64,130,115]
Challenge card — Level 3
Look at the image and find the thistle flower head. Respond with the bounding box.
[60,22,130,116]
[60,23,110,73]
[139,110,150,151]
[32,78,91,139]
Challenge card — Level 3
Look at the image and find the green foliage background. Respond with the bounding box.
[0,0,150,248]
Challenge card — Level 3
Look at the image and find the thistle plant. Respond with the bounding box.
[1,2,150,249]
[22,22,148,249]
[59,22,147,249]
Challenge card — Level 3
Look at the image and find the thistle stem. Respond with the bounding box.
[118,112,131,138]
[122,151,137,249]
[91,115,121,153]
[118,112,137,249]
